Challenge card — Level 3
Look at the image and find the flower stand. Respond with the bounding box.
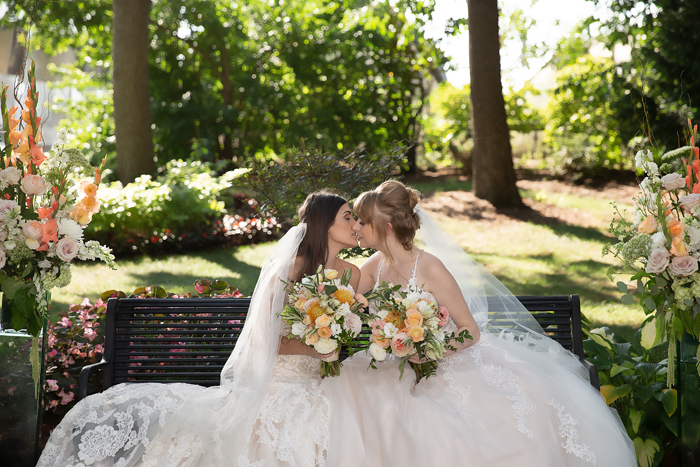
[0,296,47,467]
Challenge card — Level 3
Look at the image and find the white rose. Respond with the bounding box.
[291,322,307,336]
[57,218,84,241]
[313,337,338,354]
[662,173,686,190]
[369,342,387,361]
[645,249,670,274]
[0,167,21,186]
[56,237,79,262]
[331,323,342,336]
[0,247,5,268]
[0,199,19,221]
[680,194,700,212]
[669,255,699,277]
[417,301,435,317]
[377,308,389,320]
[342,313,362,336]
[402,298,413,308]
[21,174,47,196]
[383,322,398,338]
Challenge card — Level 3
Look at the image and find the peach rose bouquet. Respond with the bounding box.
[604,118,700,385]
[0,61,115,390]
[362,281,471,383]
[280,265,367,377]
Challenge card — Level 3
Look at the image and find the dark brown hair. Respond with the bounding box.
[295,190,348,280]
[353,180,421,263]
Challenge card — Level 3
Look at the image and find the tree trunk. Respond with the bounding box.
[467,0,523,208]
[113,0,156,184]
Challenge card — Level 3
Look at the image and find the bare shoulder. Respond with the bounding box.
[419,251,449,275]
[361,251,383,269]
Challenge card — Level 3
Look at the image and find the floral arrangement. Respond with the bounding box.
[280,267,367,377]
[363,281,471,383]
[0,61,115,392]
[604,118,700,386]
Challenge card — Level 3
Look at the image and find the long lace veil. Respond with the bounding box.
[414,206,581,360]
[149,224,307,463]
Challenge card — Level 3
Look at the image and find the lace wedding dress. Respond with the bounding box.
[38,225,340,467]
[326,252,637,466]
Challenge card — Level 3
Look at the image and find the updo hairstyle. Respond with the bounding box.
[295,190,348,281]
[353,180,421,252]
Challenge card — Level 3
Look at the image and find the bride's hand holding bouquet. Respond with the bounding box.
[280,265,367,377]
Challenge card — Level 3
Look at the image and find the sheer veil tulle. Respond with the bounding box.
[413,206,583,370]
[142,224,307,463]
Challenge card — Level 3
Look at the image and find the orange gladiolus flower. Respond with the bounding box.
[83,183,98,197]
[29,137,47,167]
[9,129,21,147]
[70,205,93,225]
[21,109,32,124]
[41,219,59,244]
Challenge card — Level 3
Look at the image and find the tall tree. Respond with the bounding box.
[467,0,523,208]
[112,0,155,183]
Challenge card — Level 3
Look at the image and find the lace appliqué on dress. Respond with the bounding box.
[254,355,330,467]
[546,399,597,464]
[469,338,536,438]
[238,455,266,467]
[440,354,470,416]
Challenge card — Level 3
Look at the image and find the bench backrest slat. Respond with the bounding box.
[101,294,582,389]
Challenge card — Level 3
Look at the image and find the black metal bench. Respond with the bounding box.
[79,294,597,400]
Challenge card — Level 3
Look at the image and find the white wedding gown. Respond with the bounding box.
[325,256,637,466]
[38,353,334,467]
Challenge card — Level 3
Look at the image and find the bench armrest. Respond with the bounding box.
[578,356,599,391]
[78,360,109,401]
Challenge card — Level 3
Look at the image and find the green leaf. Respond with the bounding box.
[656,276,667,287]
[653,389,678,417]
[10,307,26,331]
[617,281,628,293]
[633,436,663,467]
[640,318,657,350]
[600,384,632,405]
[684,299,694,307]
[621,294,635,305]
[1,277,27,300]
[14,288,36,318]
[629,408,645,434]
[610,363,628,377]
[643,297,657,313]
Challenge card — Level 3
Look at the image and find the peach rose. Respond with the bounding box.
[667,219,684,238]
[315,314,332,328]
[391,333,412,357]
[317,326,332,339]
[22,220,43,240]
[21,174,47,196]
[669,255,699,277]
[670,236,688,256]
[295,298,307,309]
[637,216,658,234]
[407,325,425,343]
[372,334,391,349]
[56,237,79,262]
[438,306,450,327]
[404,308,423,327]
[306,332,319,345]
[324,269,338,280]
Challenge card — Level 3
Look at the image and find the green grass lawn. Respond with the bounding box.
[52,177,644,340]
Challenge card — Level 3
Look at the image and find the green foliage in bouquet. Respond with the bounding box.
[584,327,676,467]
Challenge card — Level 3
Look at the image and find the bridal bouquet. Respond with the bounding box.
[0,61,115,390]
[604,119,700,385]
[280,266,367,377]
[364,281,471,383]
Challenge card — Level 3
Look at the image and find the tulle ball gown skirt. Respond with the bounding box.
[327,333,636,467]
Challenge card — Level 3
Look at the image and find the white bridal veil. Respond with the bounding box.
[142,224,308,464]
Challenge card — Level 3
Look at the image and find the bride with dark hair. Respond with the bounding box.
[327,180,636,466]
[38,190,361,467]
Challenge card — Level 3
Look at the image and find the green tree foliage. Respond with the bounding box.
[1,1,447,169]
[591,0,700,151]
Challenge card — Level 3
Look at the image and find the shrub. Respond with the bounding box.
[85,160,279,256]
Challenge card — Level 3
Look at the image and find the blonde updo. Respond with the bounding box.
[354,180,422,254]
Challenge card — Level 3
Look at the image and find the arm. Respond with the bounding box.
[408,255,481,363]
[278,335,339,360]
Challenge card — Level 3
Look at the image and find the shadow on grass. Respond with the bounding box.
[498,206,613,244]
